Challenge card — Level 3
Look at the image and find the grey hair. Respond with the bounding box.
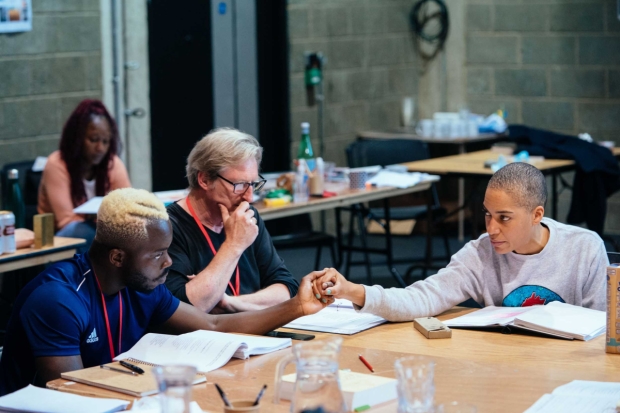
[487,162,547,211]
[186,127,263,189]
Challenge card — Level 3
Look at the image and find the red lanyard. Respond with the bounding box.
[92,268,123,360]
[186,197,240,296]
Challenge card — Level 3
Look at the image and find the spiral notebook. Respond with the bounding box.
[61,362,206,397]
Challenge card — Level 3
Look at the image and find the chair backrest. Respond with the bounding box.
[346,139,430,168]
[1,160,42,230]
[346,138,441,207]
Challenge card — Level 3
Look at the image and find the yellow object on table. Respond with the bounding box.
[263,196,292,207]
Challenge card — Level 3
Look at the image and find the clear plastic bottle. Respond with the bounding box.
[6,169,25,229]
[294,159,309,203]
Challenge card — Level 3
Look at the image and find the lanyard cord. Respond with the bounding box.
[186,197,240,296]
[92,268,122,360]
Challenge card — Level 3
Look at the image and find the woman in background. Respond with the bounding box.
[38,99,130,247]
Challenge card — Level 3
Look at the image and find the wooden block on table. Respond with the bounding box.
[33,213,54,249]
[414,317,452,339]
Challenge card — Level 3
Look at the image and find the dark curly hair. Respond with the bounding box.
[59,99,120,207]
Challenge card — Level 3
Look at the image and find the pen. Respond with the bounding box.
[119,360,145,374]
[215,383,232,407]
[358,354,374,373]
[100,365,137,376]
[253,384,267,406]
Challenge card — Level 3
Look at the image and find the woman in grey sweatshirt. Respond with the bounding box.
[315,163,608,322]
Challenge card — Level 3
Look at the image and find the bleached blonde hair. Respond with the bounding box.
[186,127,263,189]
[96,188,169,247]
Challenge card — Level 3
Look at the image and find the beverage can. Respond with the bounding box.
[0,210,16,254]
[606,264,620,354]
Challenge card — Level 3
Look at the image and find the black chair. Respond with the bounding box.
[1,160,41,230]
[343,138,451,283]
[265,214,338,270]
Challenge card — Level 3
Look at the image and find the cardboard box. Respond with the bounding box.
[414,317,452,339]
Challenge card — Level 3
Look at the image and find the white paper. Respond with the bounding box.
[524,380,620,413]
[0,384,129,413]
[284,299,387,335]
[443,306,537,327]
[513,301,606,341]
[366,170,426,189]
[31,156,48,172]
[114,331,290,373]
[73,190,189,214]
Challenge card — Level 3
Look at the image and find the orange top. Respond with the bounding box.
[38,150,131,230]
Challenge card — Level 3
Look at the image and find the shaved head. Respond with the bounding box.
[487,162,547,211]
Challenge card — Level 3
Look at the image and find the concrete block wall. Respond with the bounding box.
[287,0,419,168]
[0,1,102,188]
[465,0,620,233]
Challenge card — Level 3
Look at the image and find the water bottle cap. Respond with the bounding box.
[8,169,18,179]
[301,122,310,133]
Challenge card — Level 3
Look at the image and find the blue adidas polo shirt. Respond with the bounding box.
[0,253,180,395]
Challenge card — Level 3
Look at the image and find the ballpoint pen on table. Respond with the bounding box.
[100,365,137,376]
[119,360,145,374]
[253,384,267,406]
[215,383,232,407]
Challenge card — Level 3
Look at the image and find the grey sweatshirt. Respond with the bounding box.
[359,218,608,321]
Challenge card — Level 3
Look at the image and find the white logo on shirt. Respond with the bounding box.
[86,328,99,344]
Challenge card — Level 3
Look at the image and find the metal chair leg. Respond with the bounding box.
[314,245,323,270]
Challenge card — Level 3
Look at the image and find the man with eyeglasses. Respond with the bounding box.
[164,128,301,313]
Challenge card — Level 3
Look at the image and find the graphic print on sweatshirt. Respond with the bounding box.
[502,285,565,307]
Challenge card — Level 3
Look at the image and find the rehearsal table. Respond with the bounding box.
[0,237,86,273]
[47,307,620,413]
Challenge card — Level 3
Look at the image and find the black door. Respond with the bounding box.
[148,0,213,191]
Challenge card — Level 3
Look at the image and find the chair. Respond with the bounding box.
[343,138,451,282]
[1,160,41,230]
[264,214,338,270]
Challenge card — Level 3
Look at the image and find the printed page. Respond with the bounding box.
[284,303,386,335]
[114,332,244,373]
[524,393,618,413]
[186,330,291,359]
[443,306,538,327]
[513,301,606,340]
[0,384,129,413]
[552,380,620,397]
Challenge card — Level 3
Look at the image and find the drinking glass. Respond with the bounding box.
[153,364,197,413]
[394,356,435,413]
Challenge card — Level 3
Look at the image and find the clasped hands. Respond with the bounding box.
[310,267,347,303]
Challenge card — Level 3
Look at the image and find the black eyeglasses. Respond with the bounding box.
[217,174,267,194]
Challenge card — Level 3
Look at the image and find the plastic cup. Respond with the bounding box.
[394,356,435,413]
[152,365,197,413]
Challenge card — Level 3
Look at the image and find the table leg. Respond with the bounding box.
[552,173,558,220]
[384,198,407,288]
[458,143,466,242]
[335,208,343,269]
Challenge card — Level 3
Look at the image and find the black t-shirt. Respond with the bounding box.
[165,202,299,304]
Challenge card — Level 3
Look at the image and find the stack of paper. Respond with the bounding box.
[0,385,129,413]
[444,302,606,341]
[525,380,620,413]
[283,299,387,335]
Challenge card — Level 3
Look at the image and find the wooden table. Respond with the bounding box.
[47,307,620,413]
[0,237,86,273]
[403,148,620,236]
[358,130,505,241]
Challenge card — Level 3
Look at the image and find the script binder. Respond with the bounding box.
[444,302,606,341]
[283,299,387,335]
[61,362,205,397]
[113,330,291,373]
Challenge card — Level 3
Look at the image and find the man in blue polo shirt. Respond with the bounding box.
[0,188,332,395]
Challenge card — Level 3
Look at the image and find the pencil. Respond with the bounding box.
[100,364,137,376]
[358,354,374,373]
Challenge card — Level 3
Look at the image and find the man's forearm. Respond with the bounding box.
[227,283,291,311]
[185,243,243,312]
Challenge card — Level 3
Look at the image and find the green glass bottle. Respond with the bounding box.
[297,122,314,160]
[6,169,25,228]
